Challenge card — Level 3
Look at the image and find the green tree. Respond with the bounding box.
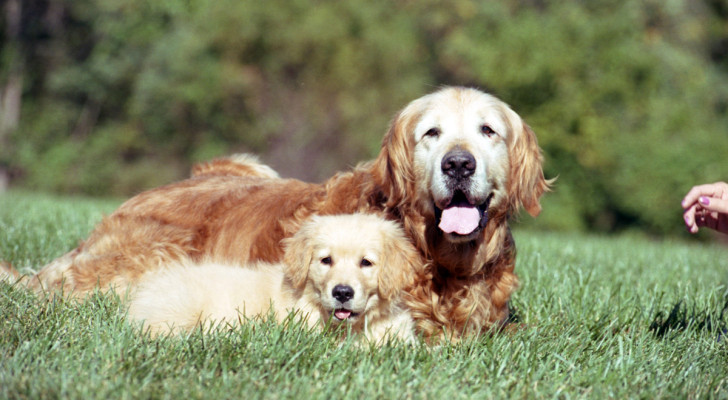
[3,0,728,236]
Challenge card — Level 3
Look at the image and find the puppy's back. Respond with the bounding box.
[128,261,286,335]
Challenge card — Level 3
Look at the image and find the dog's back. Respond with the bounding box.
[128,261,289,335]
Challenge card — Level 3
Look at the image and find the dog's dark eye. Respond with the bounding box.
[480,125,496,137]
[360,258,373,267]
[321,256,332,265]
[424,127,441,138]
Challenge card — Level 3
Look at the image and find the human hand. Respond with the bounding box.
[681,182,728,234]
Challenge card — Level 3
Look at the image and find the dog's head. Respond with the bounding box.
[375,87,550,243]
[282,214,419,325]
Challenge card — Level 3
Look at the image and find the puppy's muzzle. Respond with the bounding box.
[332,284,355,303]
[331,284,359,321]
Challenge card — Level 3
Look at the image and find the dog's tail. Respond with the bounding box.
[191,153,280,179]
[0,261,33,288]
[0,261,20,282]
[2,257,68,295]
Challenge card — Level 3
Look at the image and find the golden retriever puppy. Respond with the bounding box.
[27,86,551,341]
[127,214,420,344]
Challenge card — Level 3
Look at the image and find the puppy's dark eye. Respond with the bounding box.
[424,127,441,138]
[360,258,373,267]
[480,125,496,137]
[321,256,332,265]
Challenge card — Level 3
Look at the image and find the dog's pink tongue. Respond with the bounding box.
[334,309,351,320]
[439,205,480,235]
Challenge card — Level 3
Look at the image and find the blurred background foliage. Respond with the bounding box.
[2,0,728,236]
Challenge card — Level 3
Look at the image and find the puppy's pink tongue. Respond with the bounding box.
[439,205,480,235]
[334,309,351,320]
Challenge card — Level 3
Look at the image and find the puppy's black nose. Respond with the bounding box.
[332,284,355,302]
[442,150,476,180]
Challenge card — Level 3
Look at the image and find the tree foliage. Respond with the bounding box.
[2,0,728,235]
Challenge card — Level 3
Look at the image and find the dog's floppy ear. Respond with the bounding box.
[373,106,421,209]
[281,223,316,290]
[377,222,422,301]
[504,108,552,217]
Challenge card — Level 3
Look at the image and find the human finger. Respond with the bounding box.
[697,195,728,215]
[682,183,720,210]
[683,203,700,233]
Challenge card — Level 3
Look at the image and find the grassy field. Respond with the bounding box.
[1,191,727,399]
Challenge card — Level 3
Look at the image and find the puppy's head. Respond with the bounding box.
[282,214,420,324]
[375,87,551,243]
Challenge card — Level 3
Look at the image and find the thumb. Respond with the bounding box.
[699,196,728,214]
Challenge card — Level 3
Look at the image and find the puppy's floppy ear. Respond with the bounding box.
[281,223,316,290]
[504,108,553,217]
[377,222,422,301]
[373,106,421,209]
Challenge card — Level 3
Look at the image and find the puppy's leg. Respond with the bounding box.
[364,309,417,345]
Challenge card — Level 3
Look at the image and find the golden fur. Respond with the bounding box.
[127,214,419,343]
[28,86,550,340]
[191,153,280,179]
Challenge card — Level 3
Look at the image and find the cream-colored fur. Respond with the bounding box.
[128,262,291,334]
[127,214,421,344]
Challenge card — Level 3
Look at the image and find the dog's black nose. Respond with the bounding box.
[442,150,476,180]
[332,284,355,302]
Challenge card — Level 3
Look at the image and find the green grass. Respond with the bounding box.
[1,191,727,399]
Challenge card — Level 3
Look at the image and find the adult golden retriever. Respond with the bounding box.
[29,86,550,340]
[128,214,419,343]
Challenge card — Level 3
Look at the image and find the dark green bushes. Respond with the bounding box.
[3,0,728,235]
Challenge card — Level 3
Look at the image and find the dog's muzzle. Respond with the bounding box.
[331,284,359,321]
[441,149,476,181]
[435,149,492,239]
[435,193,492,237]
